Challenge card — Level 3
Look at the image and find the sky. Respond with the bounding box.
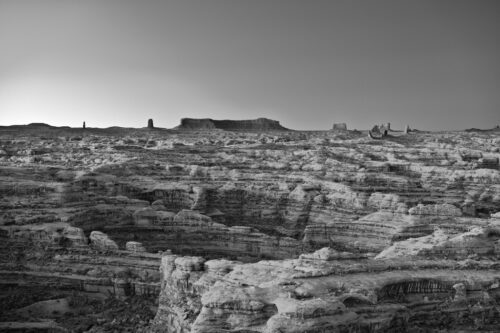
[0,0,499,131]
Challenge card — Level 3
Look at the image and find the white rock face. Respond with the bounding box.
[126,241,146,252]
[61,226,88,247]
[409,203,462,217]
[89,231,119,251]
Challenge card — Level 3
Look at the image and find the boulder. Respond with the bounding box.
[126,241,146,252]
[89,231,119,251]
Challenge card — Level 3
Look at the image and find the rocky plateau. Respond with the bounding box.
[1,120,500,332]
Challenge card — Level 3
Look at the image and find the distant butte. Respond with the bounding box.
[175,117,289,131]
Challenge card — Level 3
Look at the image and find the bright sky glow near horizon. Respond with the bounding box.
[0,0,499,130]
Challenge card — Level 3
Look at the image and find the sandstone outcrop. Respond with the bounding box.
[1,123,499,331]
[152,249,500,332]
[90,231,119,251]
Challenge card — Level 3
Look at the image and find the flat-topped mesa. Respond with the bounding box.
[332,123,347,131]
[176,117,289,131]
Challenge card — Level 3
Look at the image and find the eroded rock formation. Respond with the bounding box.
[0,123,499,331]
[151,250,500,332]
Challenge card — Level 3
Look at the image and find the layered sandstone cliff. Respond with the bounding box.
[0,123,499,331]
[152,249,500,332]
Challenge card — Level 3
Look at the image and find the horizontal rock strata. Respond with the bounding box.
[152,250,500,332]
[0,124,499,331]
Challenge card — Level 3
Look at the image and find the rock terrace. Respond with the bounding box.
[0,124,499,332]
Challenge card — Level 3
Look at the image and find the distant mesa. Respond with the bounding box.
[465,125,500,132]
[26,123,54,128]
[332,123,347,131]
[147,119,154,129]
[175,117,289,131]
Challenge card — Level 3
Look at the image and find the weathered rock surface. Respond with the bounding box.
[0,123,499,332]
[152,250,500,332]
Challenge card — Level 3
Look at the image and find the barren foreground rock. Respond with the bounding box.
[1,123,500,332]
